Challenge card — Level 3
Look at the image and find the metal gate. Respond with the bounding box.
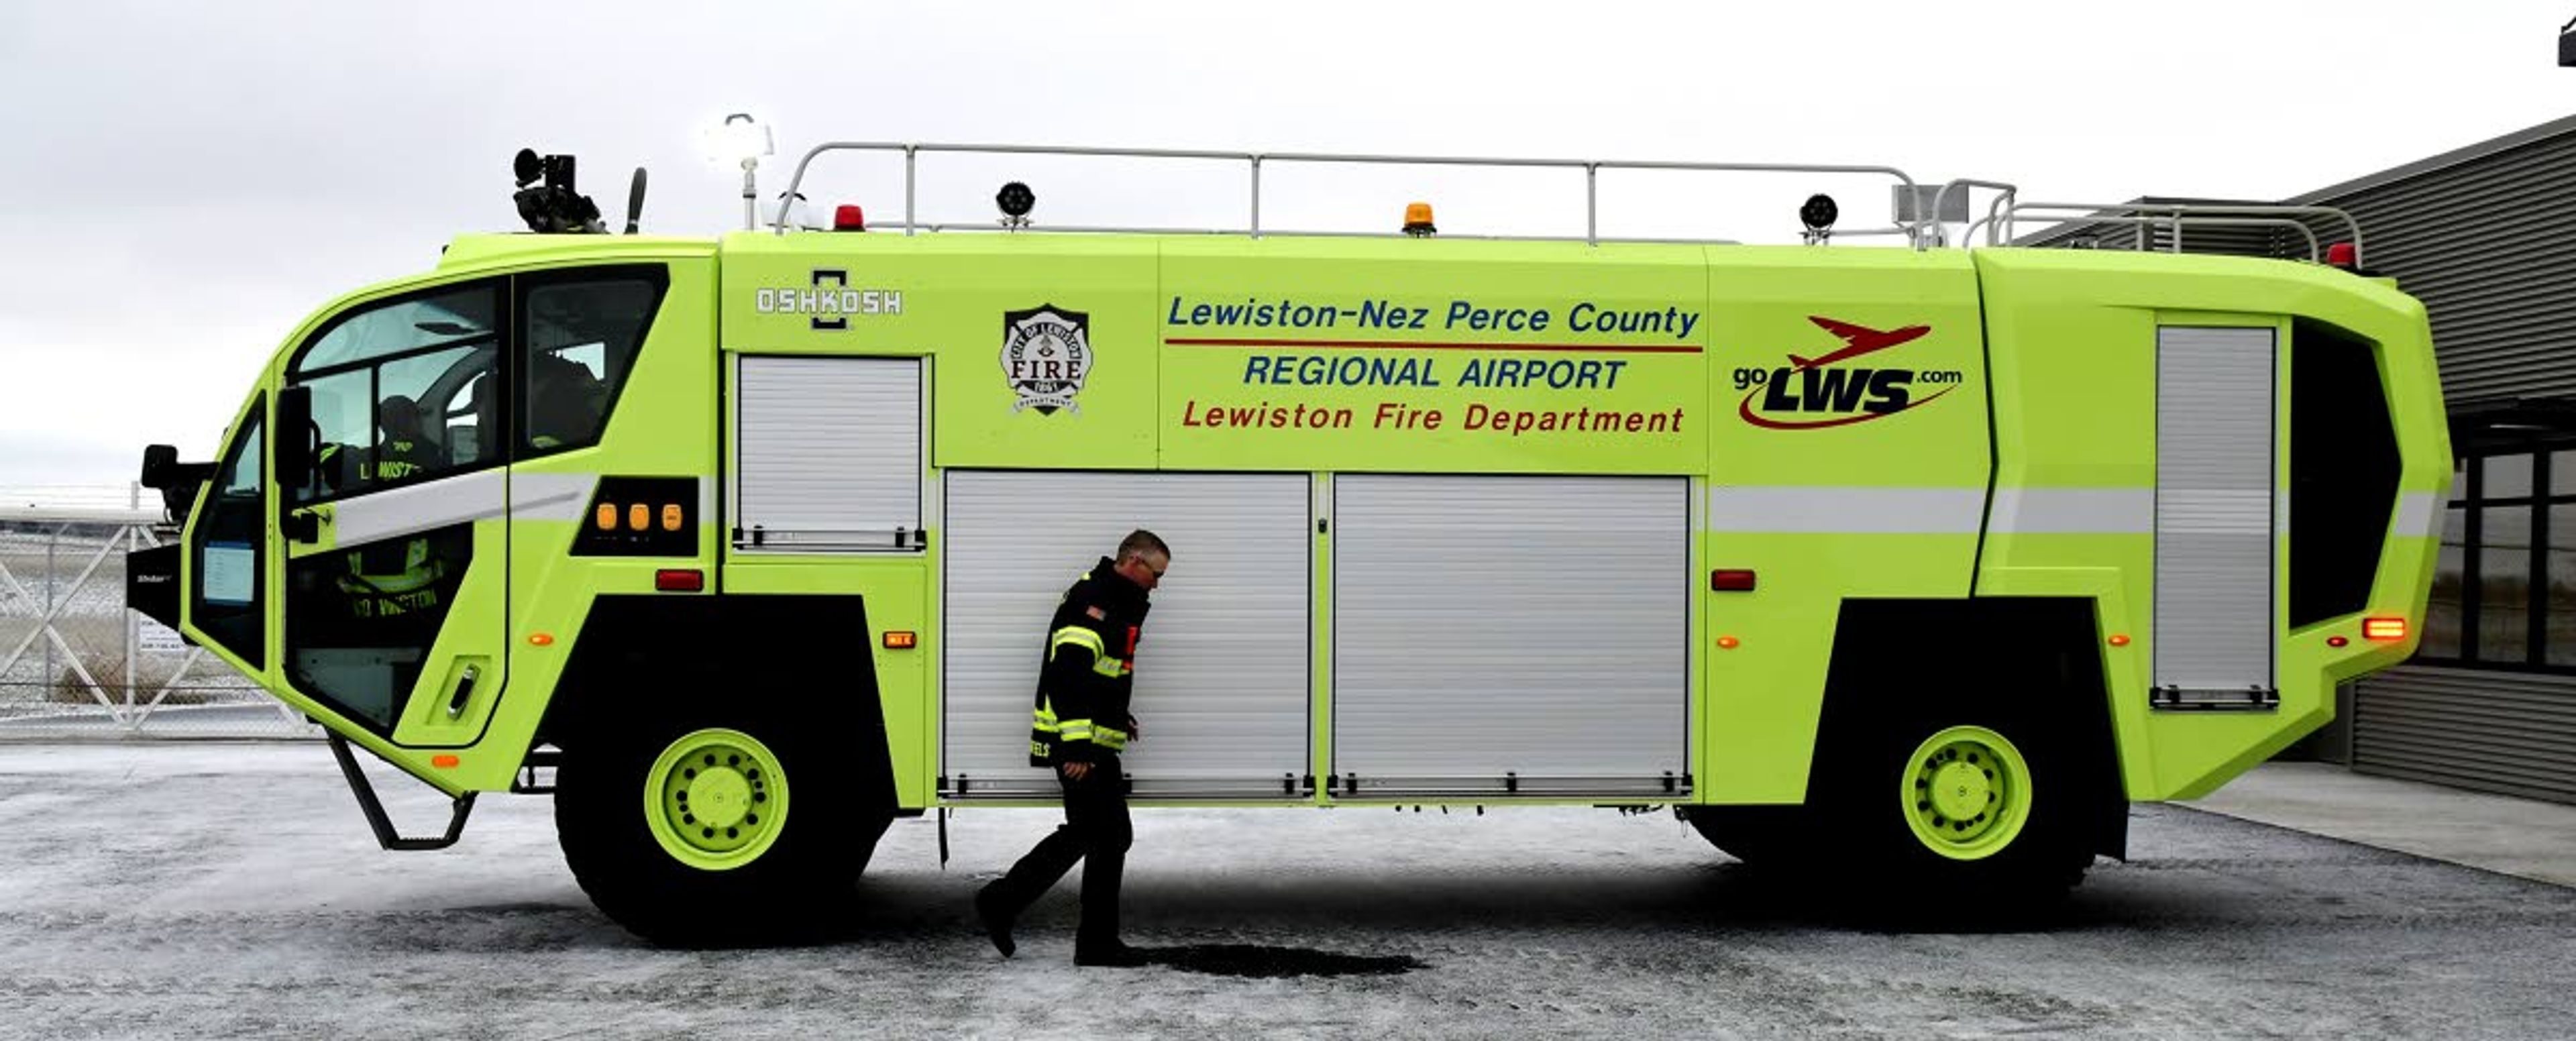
[0,492,292,738]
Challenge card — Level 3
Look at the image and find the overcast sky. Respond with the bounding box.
[4,1,2573,490]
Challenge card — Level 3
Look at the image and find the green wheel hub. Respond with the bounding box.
[1900,725,2032,861]
[643,728,789,871]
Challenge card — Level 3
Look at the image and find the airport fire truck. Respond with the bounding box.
[129,142,2447,944]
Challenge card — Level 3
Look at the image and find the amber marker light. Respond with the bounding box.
[2363,617,2409,642]
[431,755,460,769]
[529,633,555,647]
[1402,201,1436,235]
[595,503,617,530]
[2108,634,2131,647]
[628,504,650,531]
[661,504,684,531]
[884,631,918,649]
[1717,636,1741,650]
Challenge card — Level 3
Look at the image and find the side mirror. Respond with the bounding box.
[276,386,315,493]
[140,444,179,489]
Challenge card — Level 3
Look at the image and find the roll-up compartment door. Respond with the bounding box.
[942,471,1310,798]
[732,355,923,553]
[1332,474,1690,796]
[2155,326,2277,702]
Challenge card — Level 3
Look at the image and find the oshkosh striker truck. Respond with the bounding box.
[130,143,2447,944]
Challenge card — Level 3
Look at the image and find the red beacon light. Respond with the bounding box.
[834,204,866,231]
[2325,241,2357,269]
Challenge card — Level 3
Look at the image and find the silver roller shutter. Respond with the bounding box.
[732,356,923,552]
[2154,327,2276,700]
[1332,474,1690,796]
[941,471,1310,798]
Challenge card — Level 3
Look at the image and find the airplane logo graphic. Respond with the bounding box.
[1788,317,1931,370]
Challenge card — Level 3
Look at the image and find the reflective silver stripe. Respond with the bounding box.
[331,470,508,545]
[2394,490,2444,539]
[511,472,598,521]
[1988,488,2152,535]
[1705,486,1983,535]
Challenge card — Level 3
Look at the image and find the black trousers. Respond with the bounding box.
[989,754,1131,946]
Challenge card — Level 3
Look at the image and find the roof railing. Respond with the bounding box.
[1984,201,2363,266]
[770,141,1981,248]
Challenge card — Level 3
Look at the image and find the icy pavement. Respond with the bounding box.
[4,743,2575,1040]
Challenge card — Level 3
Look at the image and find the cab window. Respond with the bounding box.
[521,270,665,456]
[288,284,502,503]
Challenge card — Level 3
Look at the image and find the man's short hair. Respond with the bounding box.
[1116,529,1169,563]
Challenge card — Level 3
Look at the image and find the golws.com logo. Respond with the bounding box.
[1733,316,1964,430]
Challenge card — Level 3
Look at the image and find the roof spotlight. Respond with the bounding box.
[1799,193,1839,245]
[996,181,1036,227]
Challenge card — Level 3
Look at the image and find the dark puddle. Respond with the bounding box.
[1144,944,1424,978]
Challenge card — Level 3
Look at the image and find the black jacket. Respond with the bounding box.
[1027,557,1151,767]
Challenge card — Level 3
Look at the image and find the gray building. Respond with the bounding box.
[2026,116,2576,804]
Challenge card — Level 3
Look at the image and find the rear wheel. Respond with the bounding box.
[1817,704,2095,920]
[556,704,892,947]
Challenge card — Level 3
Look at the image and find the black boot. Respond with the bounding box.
[974,883,1016,958]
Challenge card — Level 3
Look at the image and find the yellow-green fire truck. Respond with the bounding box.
[129,143,2447,944]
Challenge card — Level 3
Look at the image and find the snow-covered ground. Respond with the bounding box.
[3,743,2573,1039]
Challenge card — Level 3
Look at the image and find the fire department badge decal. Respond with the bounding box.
[1001,305,1091,414]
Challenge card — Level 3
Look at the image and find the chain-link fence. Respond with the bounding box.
[0,490,310,739]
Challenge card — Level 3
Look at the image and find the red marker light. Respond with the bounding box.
[655,569,705,593]
[2327,635,2349,648]
[1710,569,1757,592]
[835,205,866,231]
[2363,617,2408,642]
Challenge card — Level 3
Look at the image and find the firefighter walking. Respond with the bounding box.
[977,530,1169,967]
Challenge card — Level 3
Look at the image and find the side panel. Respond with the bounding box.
[1974,249,2449,801]
[1331,474,1690,796]
[1698,248,1991,804]
[940,470,1311,798]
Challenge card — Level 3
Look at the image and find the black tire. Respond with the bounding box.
[1811,699,2096,923]
[555,700,892,947]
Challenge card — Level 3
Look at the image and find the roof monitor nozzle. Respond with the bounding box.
[512,148,605,235]
[1799,193,1838,245]
[996,180,1036,229]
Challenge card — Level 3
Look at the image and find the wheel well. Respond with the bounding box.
[1813,597,2127,859]
[539,594,896,815]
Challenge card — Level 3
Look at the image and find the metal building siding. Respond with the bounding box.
[940,471,1310,797]
[2292,131,2576,404]
[2154,327,2275,692]
[733,356,922,547]
[1330,475,1689,793]
[2353,666,2576,804]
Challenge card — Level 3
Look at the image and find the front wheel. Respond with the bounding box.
[555,710,890,947]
